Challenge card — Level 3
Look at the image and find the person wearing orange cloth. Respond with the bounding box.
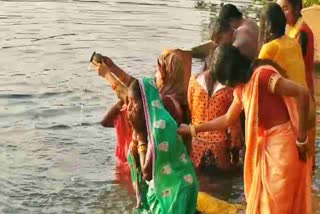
[178,45,312,214]
[277,0,316,171]
[258,2,316,171]
[188,18,243,172]
[92,49,192,164]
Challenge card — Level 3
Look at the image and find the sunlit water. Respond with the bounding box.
[0,0,319,213]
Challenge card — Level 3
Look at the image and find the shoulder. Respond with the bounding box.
[233,85,244,103]
[258,41,279,59]
[300,23,314,37]
[162,95,183,123]
[189,74,199,87]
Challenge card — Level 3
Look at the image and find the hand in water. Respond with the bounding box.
[177,124,191,136]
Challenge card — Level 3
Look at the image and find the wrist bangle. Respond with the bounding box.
[138,141,146,146]
[190,124,197,137]
[138,144,147,153]
[296,137,308,147]
[112,82,120,91]
[132,138,138,147]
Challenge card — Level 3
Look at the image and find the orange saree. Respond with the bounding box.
[234,65,312,214]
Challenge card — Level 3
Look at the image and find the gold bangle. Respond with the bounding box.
[112,82,120,91]
[138,144,147,153]
[190,124,197,137]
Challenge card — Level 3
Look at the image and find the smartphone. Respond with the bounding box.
[90,51,103,63]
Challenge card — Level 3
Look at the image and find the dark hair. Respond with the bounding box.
[219,4,243,22]
[215,45,251,87]
[259,3,286,47]
[128,80,142,101]
[288,0,303,15]
[203,49,217,79]
[249,59,288,79]
[208,18,232,41]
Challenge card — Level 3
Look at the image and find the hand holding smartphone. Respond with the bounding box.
[90,51,103,63]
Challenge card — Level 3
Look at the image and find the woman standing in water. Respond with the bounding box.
[92,49,191,163]
[122,79,198,213]
[188,18,243,172]
[276,0,316,170]
[277,0,315,95]
[258,2,316,171]
[178,45,312,214]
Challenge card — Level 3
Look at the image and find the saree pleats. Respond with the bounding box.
[238,66,312,214]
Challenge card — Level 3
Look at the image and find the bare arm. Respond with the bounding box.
[190,41,217,59]
[273,77,309,141]
[91,60,129,102]
[107,59,135,87]
[142,144,153,181]
[195,98,243,133]
[101,100,123,127]
[177,98,243,136]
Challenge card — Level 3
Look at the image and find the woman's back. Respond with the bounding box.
[259,35,307,86]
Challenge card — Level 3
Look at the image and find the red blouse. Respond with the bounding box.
[258,68,289,129]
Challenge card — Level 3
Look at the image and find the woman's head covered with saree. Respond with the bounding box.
[127,78,198,214]
[155,49,190,106]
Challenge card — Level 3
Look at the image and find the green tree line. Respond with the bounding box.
[256,0,320,7]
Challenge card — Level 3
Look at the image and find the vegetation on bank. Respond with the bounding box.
[195,0,319,8]
[254,0,320,7]
[303,0,320,7]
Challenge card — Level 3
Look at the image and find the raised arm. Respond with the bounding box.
[104,57,135,87]
[91,59,130,102]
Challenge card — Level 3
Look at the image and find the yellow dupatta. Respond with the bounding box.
[287,17,305,39]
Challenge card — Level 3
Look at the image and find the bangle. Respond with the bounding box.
[138,144,147,153]
[132,138,138,147]
[296,137,308,147]
[190,124,197,137]
[119,75,126,84]
[112,82,120,91]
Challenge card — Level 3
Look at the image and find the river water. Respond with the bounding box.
[0,0,319,213]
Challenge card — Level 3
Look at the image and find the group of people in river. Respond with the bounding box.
[91,1,316,213]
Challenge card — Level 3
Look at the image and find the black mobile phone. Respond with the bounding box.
[90,51,103,63]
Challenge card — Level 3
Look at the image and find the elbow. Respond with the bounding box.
[225,114,234,127]
[100,120,113,128]
[299,87,310,106]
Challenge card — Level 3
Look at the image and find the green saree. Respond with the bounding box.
[128,77,198,214]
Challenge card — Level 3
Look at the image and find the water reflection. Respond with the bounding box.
[0,0,319,213]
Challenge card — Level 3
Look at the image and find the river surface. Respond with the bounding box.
[0,0,319,213]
